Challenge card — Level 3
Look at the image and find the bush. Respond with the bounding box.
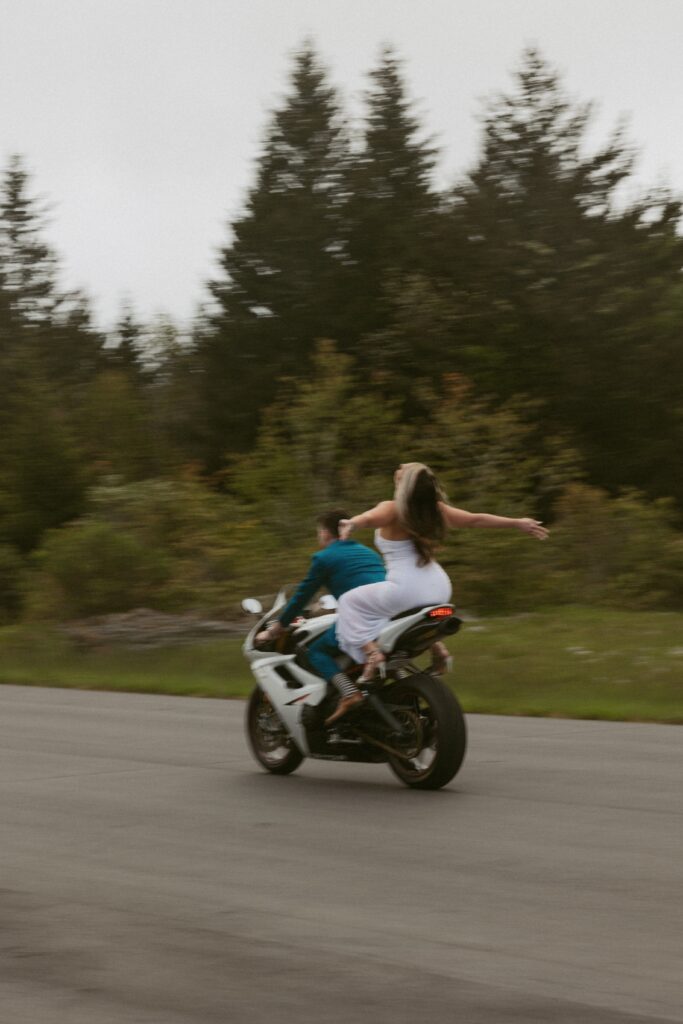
[27,521,171,618]
[23,478,307,620]
[431,484,683,615]
[440,529,553,614]
[19,474,683,623]
[548,484,683,609]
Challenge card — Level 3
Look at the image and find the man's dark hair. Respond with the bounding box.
[317,509,351,539]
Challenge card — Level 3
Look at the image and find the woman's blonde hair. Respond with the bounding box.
[394,462,446,565]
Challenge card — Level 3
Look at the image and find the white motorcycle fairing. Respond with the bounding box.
[250,657,325,755]
[243,602,338,755]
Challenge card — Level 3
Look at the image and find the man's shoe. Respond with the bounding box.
[325,690,365,726]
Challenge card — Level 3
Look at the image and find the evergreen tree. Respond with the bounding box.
[198,43,351,463]
[0,155,104,387]
[0,374,86,552]
[345,46,440,348]
[0,156,103,550]
[141,315,202,469]
[229,338,413,551]
[107,301,145,380]
[447,48,683,504]
[0,154,58,324]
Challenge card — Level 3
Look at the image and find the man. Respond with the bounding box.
[256,509,385,720]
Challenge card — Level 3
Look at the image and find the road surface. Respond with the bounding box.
[0,685,681,1023]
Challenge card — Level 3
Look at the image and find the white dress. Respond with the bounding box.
[336,530,452,665]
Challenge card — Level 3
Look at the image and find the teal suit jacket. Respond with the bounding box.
[279,540,386,626]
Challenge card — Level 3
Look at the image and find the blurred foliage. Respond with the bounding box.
[20,348,683,620]
[0,543,24,622]
[1,46,682,623]
[24,477,279,619]
[26,521,171,619]
[0,372,87,552]
[547,484,683,610]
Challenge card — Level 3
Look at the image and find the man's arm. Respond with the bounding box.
[278,552,328,627]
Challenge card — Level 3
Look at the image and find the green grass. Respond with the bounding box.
[1,607,682,722]
[447,607,683,723]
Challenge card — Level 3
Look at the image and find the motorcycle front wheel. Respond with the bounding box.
[385,674,466,790]
[246,687,304,775]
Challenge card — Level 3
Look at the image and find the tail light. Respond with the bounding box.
[428,606,454,618]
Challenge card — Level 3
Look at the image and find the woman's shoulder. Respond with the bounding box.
[376,499,413,541]
[363,499,398,527]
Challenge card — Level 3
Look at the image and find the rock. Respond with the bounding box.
[59,607,247,649]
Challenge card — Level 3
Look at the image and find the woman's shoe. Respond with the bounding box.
[325,690,365,726]
[430,641,452,675]
[360,644,386,683]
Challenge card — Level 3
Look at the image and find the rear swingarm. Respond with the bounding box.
[362,690,408,735]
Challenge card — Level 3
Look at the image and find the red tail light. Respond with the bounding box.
[428,606,454,618]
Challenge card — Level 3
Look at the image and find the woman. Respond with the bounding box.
[329,462,548,723]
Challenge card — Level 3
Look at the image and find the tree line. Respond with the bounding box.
[1,44,682,621]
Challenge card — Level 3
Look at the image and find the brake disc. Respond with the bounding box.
[257,711,286,751]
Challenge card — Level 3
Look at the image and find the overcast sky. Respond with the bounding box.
[1,0,681,330]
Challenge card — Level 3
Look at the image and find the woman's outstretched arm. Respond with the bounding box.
[438,502,548,539]
[339,501,396,539]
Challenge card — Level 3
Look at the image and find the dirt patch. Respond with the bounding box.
[59,607,248,649]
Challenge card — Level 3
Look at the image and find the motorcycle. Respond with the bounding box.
[241,591,467,790]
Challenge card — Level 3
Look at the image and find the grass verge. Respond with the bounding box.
[0,606,681,723]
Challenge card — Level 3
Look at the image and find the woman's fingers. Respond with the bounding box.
[338,519,353,540]
[522,517,549,539]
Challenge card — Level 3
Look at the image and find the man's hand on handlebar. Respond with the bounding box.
[256,621,284,646]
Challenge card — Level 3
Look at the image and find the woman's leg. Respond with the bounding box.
[336,581,396,665]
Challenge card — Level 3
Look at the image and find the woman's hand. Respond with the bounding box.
[517,518,549,540]
[338,519,354,541]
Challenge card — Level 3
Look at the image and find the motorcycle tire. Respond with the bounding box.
[246,687,304,775]
[385,674,466,790]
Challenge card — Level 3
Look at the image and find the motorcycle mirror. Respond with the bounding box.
[318,594,338,610]
[242,598,263,615]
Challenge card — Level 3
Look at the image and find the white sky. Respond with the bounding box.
[1,0,682,330]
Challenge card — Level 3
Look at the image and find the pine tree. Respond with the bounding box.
[0,155,104,387]
[344,46,440,347]
[198,43,351,463]
[107,302,145,380]
[0,156,104,549]
[0,154,59,324]
[447,48,683,504]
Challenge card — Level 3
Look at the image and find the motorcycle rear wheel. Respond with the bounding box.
[385,674,466,790]
[246,687,304,775]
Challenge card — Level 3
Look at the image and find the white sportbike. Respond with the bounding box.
[242,592,467,790]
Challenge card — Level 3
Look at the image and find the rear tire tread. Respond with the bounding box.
[386,674,467,790]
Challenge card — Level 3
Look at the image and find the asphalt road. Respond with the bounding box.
[0,685,681,1024]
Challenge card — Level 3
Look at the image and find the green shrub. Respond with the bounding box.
[549,484,683,609]
[27,521,171,618]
